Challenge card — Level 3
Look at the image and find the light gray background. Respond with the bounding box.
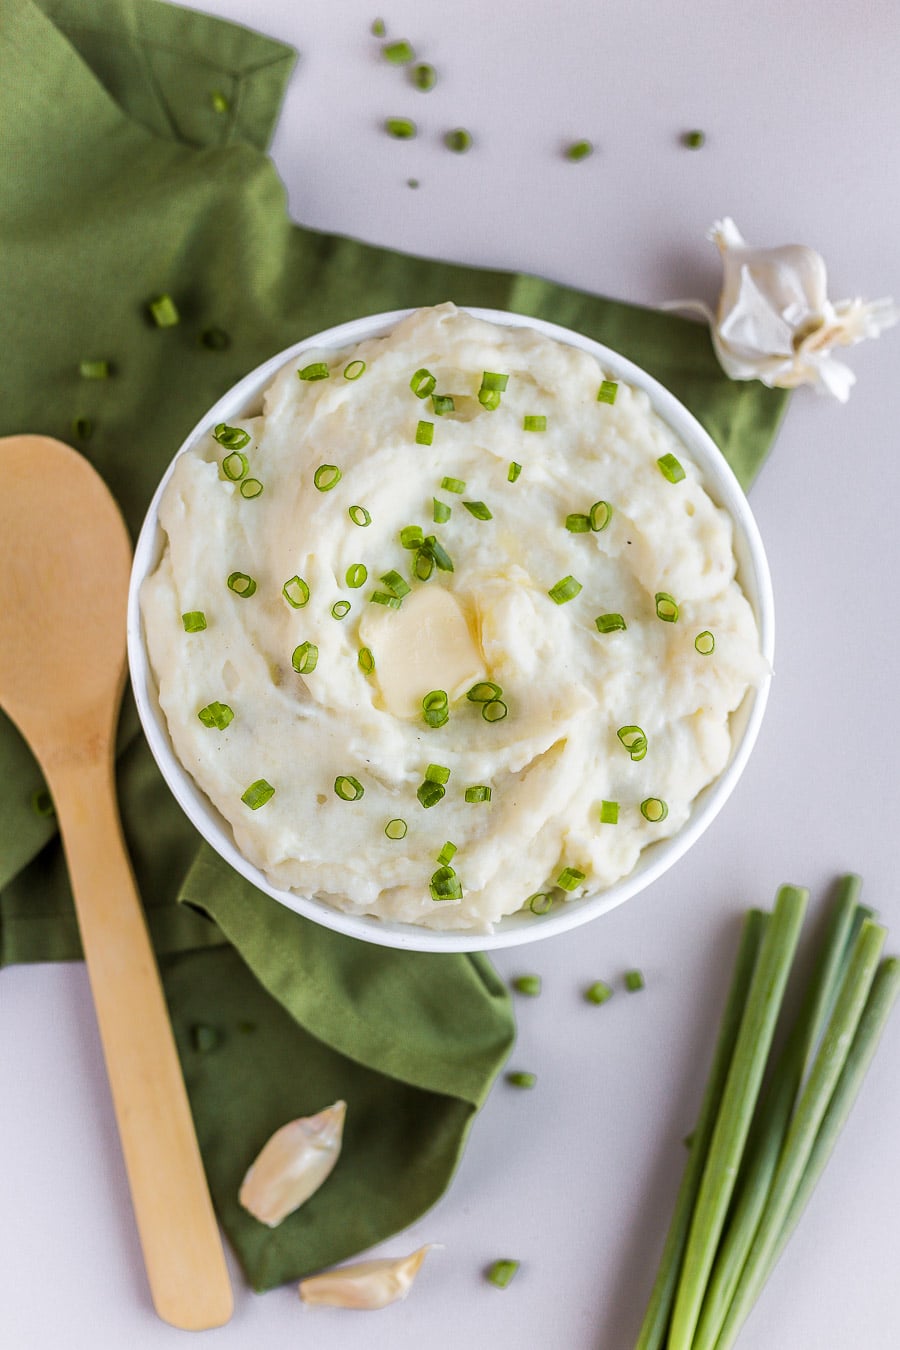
[3,2,899,1347]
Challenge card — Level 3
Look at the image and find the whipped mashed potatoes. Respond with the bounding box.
[142,305,763,932]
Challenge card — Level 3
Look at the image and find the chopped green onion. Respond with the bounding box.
[411,62,437,91]
[481,371,509,392]
[425,763,450,785]
[410,368,436,398]
[437,840,457,865]
[486,1259,519,1289]
[291,641,318,674]
[590,500,613,531]
[346,563,368,588]
[385,817,408,840]
[370,591,402,609]
[548,575,582,604]
[371,18,386,37]
[467,681,502,703]
[211,91,229,114]
[655,592,679,623]
[595,613,627,634]
[198,701,234,730]
[149,294,179,328]
[695,630,716,655]
[331,600,351,620]
[222,450,248,480]
[348,504,371,527]
[181,611,207,632]
[423,535,454,572]
[445,127,473,153]
[201,327,230,350]
[625,969,646,991]
[527,891,552,914]
[508,462,522,482]
[441,476,466,494]
[282,576,310,608]
[31,787,54,818]
[599,800,619,824]
[400,525,424,549]
[465,785,492,803]
[479,388,501,411]
[482,698,508,723]
[641,797,668,823]
[417,780,446,808]
[407,178,420,189]
[422,691,449,729]
[513,974,541,997]
[463,500,492,521]
[433,498,451,523]
[657,452,686,483]
[72,417,93,440]
[597,379,618,404]
[343,359,366,380]
[214,423,250,450]
[313,463,342,491]
[557,866,586,891]
[617,725,647,761]
[298,361,330,381]
[431,393,454,415]
[239,478,263,499]
[683,129,706,149]
[565,139,594,162]
[415,419,434,445]
[79,359,109,379]
[227,571,257,597]
[523,414,546,431]
[385,117,417,139]
[383,39,414,63]
[430,864,463,901]
[334,775,365,801]
[242,779,274,810]
[506,1071,537,1088]
[380,570,411,598]
[586,980,613,1005]
[566,513,592,533]
[414,548,435,580]
[358,645,375,674]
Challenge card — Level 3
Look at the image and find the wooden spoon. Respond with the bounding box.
[0,436,233,1330]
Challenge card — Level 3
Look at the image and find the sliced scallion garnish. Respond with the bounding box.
[625,969,646,991]
[282,576,310,608]
[358,645,375,674]
[641,797,669,823]
[380,570,411,598]
[239,478,263,499]
[298,361,330,381]
[695,630,716,655]
[597,379,618,404]
[599,800,619,824]
[445,128,472,153]
[383,39,414,63]
[433,498,451,523]
[467,681,502,703]
[313,463,342,491]
[441,476,465,493]
[437,840,457,865]
[410,368,437,398]
[181,611,207,632]
[346,563,368,588]
[506,1071,536,1088]
[512,974,541,996]
[658,452,686,483]
[227,571,257,597]
[431,393,454,415]
[334,775,365,801]
[528,891,552,914]
[548,575,582,604]
[370,591,402,608]
[386,117,417,139]
[331,600,351,619]
[149,294,179,328]
[348,504,372,527]
[478,389,500,411]
[565,139,593,161]
[198,701,234,730]
[508,461,522,482]
[655,592,679,623]
[343,359,366,380]
[683,129,706,149]
[415,419,434,445]
[523,414,546,431]
[291,641,318,674]
[482,698,508,723]
[423,535,454,571]
[557,866,586,891]
[79,359,109,379]
[414,548,435,581]
[241,779,274,809]
[430,864,463,900]
[400,524,424,549]
[463,500,492,520]
[486,1260,519,1289]
[385,818,408,840]
[417,780,446,808]
[222,450,248,480]
[480,371,509,392]
[371,17,386,36]
[426,764,451,784]
[595,613,627,634]
[590,500,612,531]
[214,423,250,450]
[586,980,613,1004]
[411,62,437,91]
[422,690,449,728]
[566,513,591,533]
[617,725,647,761]
[465,785,492,803]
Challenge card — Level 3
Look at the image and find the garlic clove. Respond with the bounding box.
[239,1100,346,1227]
[298,1244,435,1309]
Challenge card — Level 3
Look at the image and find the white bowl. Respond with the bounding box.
[127,307,773,953]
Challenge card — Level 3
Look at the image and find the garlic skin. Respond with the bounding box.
[239,1100,346,1228]
[675,218,897,401]
[298,1244,435,1309]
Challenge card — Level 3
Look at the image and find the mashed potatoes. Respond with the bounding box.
[142,305,763,932]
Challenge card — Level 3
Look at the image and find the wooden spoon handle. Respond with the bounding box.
[49,753,233,1330]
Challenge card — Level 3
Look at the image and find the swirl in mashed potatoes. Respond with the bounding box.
[141,304,763,932]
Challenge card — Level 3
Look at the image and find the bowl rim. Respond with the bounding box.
[127,304,774,953]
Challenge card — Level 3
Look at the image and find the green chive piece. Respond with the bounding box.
[370,591,403,609]
[430,864,463,901]
[385,817,408,840]
[227,571,257,598]
[386,117,417,139]
[482,698,508,723]
[513,974,541,997]
[486,1259,519,1289]
[192,1024,221,1053]
[441,476,466,494]
[149,294,179,328]
[72,416,93,440]
[481,372,509,392]
[291,641,318,674]
[433,498,451,523]
[348,504,372,527]
[595,613,627,634]
[371,18,386,37]
[334,775,365,801]
[282,576,310,608]
[411,62,437,91]
[506,1070,537,1089]
[467,681,503,703]
[683,129,706,149]
[313,463,342,491]
[298,361,330,382]
[566,513,592,533]
[346,563,368,588]
[211,91,229,114]
[239,478,263,499]
[463,500,492,520]
[431,393,455,415]
[641,797,668,823]
[380,570,411,598]
[214,423,250,450]
[599,801,619,825]
[400,525,424,549]
[445,127,473,153]
[198,701,234,730]
[695,630,716,655]
[417,780,446,808]
[242,779,274,810]
[597,379,618,404]
[181,611,207,632]
[410,368,436,398]
[586,980,613,1005]
[422,691,449,729]
[657,452,686,483]
[437,840,457,865]
[465,785,492,803]
[79,359,109,379]
[508,462,522,482]
[479,388,501,411]
[383,39,414,63]
[331,600,351,619]
[415,419,434,445]
[426,762,451,782]
[549,575,582,604]
[655,592,679,623]
[222,450,248,481]
[423,535,454,571]
[523,414,547,431]
[527,891,552,914]
[407,178,420,189]
[557,866,586,891]
[617,725,647,761]
[565,139,594,161]
[414,547,435,581]
[358,646,376,674]
[200,327,230,350]
[590,500,613,531]
[31,787,54,818]
[343,359,366,380]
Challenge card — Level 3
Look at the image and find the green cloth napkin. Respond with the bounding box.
[0,0,790,1292]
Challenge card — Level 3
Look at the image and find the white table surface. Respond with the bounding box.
[4,2,900,1347]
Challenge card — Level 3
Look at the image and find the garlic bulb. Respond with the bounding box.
[671,218,897,401]
[298,1245,435,1309]
[239,1100,346,1227]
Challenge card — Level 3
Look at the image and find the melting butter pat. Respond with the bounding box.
[359,585,485,718]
